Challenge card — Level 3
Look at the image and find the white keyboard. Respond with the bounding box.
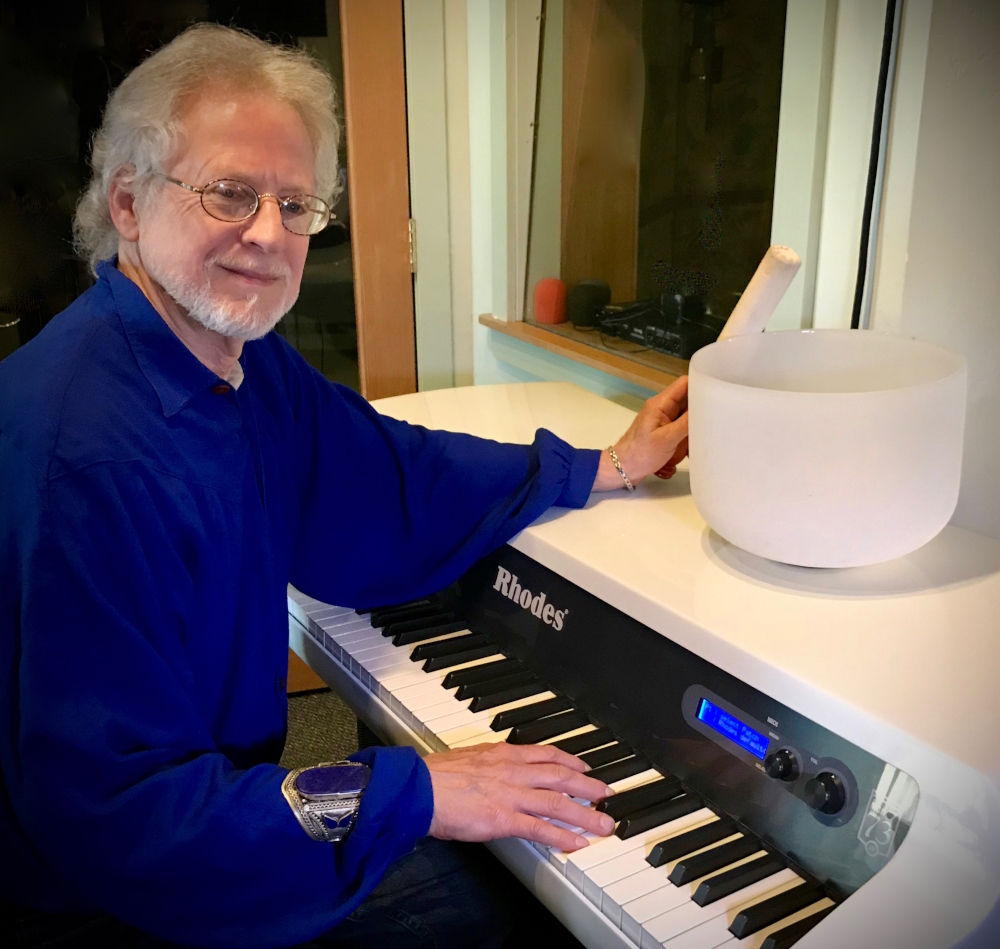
[287,590,837,949]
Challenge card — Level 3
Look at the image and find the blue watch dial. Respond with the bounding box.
[294,763,371,799]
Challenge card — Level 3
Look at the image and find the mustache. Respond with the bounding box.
[211,256,291,280]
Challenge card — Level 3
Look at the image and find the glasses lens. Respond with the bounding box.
[202,180,258,222]
[280,195,331,236]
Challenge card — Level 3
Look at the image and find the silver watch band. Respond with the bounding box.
[281,765,364,843]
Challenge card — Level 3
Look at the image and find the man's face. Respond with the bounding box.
[136,90,316,340]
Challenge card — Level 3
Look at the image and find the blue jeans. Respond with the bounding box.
[3,839,582,949]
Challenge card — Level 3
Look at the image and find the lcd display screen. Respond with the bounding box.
[697,698,769,760]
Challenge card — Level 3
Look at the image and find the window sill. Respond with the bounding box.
[478,315,687,391]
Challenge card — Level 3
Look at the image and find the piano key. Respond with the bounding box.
[542,723,600,746]
[617,793,704,840]
[606,850,764,930]
[392,620,467,646]
[491,695,573,731]
[371,603,449,627]
[694,853,788,906]
[424,644,502,672]
[442,658,523,689]
[580,742,633,769]
[469,680,549,712]
[755,903,835,949]
[647,817,740,868]
[410,632,491,661]
[356,596,432,615]
[642,870,801,949]
[575,809,716,902]
[446,729,511,747]
[508,709,590,744]
[597,776,683,822]
[428,693,560,742]
[586,755,653,785]
[456,669,539,701]
[553,726,616,755]
[670,836,763,885]
[548,771,670,874]
[729,882,827,938]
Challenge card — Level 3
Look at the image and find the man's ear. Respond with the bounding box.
[108,170,141,242]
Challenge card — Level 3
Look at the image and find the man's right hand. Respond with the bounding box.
[424,742,616,852]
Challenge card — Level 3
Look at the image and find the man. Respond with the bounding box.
[0,24,689,949]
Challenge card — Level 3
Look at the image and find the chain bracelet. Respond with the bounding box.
[606,446,636,492]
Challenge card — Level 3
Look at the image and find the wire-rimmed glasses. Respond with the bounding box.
[158,175,334,236]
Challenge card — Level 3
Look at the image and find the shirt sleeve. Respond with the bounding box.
[283,348,601,608]
[9,458,434,948]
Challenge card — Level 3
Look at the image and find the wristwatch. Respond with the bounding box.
[281,760,371,843]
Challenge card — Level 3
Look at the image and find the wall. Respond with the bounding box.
[880,0,1000,540]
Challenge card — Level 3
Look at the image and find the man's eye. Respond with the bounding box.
[283,200,304,215]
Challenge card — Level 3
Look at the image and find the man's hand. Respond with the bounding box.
[425,742,616,851]
[593,375,689,491]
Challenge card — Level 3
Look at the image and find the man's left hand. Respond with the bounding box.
[593,375,689,491]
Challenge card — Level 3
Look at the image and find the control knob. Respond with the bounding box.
[764,748,799,782]
[804,771,846,815]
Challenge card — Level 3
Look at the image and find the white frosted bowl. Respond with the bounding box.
[688,330,967,568]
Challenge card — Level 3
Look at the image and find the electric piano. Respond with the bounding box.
[287,382,1000,949]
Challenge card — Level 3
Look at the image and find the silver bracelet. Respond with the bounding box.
[607,446,636,492]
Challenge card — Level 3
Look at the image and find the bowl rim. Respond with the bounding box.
[689,328,967,396]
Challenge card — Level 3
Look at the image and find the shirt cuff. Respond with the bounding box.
[348,745,434,855]
[555,447,601,509]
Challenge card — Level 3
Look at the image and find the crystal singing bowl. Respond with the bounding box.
[688,329,967,568]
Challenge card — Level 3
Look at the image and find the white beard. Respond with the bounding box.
[143,250,296,342]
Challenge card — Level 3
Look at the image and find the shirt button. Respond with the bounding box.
[211,383,231,395]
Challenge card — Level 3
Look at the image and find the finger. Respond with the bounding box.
[515,788,615,837]
[651,411,689,457]
[666,435,689,468]
[654,466,676,480]
[501,742,589,773]
[649,376,689,419]
[506,763,613,799]
[505,812,591,852]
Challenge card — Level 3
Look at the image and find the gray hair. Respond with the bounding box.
[73,23,341,273]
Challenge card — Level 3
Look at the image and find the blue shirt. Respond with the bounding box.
[0,261,600,947]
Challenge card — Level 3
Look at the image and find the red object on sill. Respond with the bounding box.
[533,278,567,324]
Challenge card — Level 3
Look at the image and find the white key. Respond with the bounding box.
[539,724,598,745]
[641,870,801,948]
[577,810,716,903]
[447,729,511,747]
[618,852,767,944]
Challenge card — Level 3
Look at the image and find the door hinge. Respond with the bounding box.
[408,218,417,273]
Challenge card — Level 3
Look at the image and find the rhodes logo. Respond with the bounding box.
[493,566,567,630]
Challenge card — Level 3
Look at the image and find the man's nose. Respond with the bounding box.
[241,195,286,249]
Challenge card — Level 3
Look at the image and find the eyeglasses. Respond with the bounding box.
[158,175,334,236]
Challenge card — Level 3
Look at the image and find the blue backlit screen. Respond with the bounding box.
[697,699,770,760]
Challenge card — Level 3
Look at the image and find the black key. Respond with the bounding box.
[693,852,787,906]
[384,613,458,639]
[357,597,431,615]
[507,709,590,744]
[456,670,539,701]
[423,644,501,672]
[580,742,633,769]
[616,793,703,840]
[442,658,522,690]
[760,906,834,949]
[552,727,615,756]
[730,883,827,938]
[410,632,490,662]
[469,680,549,712]
[586,756,652,786]
[393,620,467,647]
[669,834,761,885]
[491,695,573,731]
[372,603,448,628]
[647,817,738,868]
[598,776,683,822]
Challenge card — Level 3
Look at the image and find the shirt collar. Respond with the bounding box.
[99,259,229,417]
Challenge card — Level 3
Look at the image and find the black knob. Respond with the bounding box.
[804,771,846,814]
[764,748,800,782]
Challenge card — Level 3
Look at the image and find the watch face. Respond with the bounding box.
[295,763,371,800]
